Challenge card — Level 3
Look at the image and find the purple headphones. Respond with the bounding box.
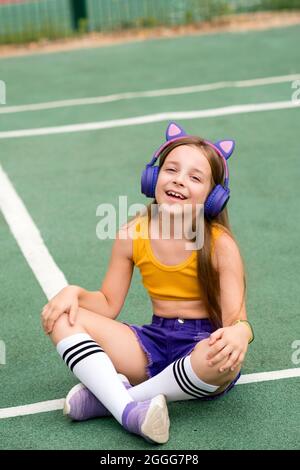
[141,122,235,219]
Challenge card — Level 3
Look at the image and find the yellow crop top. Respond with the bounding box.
[132,215,224,301]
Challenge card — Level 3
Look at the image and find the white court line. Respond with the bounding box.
[1,99,300,140]
[1,73,299,114]
[237,367,300,384]
[0,165,68,299]
[0,368,299,419]
[0,400,65,419]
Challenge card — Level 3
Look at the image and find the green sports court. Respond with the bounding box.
[0,22,300,450]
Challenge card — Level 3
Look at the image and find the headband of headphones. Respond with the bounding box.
[147,122,235,185]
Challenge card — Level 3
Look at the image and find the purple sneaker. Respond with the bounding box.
[64,374,131,421]
[122,395,170,444]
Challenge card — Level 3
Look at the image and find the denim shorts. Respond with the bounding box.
[124,314,240,400]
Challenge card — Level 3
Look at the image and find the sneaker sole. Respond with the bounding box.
[141,395,170,444]
[63,383,85,418]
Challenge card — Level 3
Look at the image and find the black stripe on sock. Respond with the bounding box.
[65,344,103,368]
[179,357,213,396]
[173,358,211,398]
[69,348,104,372]
[62,340,96,361]
[173,359,205,398]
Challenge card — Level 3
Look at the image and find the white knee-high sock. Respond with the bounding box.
[56,333,134,423]
[128,355,219,402]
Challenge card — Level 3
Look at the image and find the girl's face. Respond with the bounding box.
[155,144,212,212]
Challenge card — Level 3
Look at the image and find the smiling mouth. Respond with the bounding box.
[165,190,187,201]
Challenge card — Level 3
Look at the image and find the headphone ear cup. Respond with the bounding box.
[141,166,159,198]
[204,185,230,219]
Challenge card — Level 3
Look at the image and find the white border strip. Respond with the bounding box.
[0,368,299,419]
[0,399,65,419]
[237,367,300,384]
[1,99,300,140]
[0,164,68,299]
[1,74,299,114]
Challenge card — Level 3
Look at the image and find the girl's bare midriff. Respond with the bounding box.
[151,297,210,320]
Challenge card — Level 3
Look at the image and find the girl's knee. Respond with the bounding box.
[191,340,241,387]
[50,313,83,345]
[192,338,211,358]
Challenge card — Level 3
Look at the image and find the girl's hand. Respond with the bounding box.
[206,323,250,372]
[41,285,80,334]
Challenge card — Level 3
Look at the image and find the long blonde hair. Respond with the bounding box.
[131,136,246,328]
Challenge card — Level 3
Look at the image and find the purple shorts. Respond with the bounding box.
[125,314,240,400]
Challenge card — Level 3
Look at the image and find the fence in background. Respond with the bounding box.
[0,0,299,45]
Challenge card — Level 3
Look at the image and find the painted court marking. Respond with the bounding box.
[0,73,299,114]
[0,368,299,419]
[0,99,300,139]
[0,165,68,299]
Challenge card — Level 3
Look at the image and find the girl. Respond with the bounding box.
[41,122,254,445]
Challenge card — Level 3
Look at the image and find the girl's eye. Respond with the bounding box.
[166,168,176,172]
[191,176,201,182]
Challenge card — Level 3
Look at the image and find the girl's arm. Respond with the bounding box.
[79,225,134,320]
[207,232,252,371]
[41,226,134,333]
[215,232,248,329]
[76,289,115,318]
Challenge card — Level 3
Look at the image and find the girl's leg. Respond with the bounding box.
[66,338,241,420]
[50,308,169,443]
[51,307,149,384]
[129,338,241,402]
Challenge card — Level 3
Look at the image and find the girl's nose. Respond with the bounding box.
[173,174,185,186]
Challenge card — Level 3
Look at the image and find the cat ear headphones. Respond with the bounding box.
[141,122,235,219]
